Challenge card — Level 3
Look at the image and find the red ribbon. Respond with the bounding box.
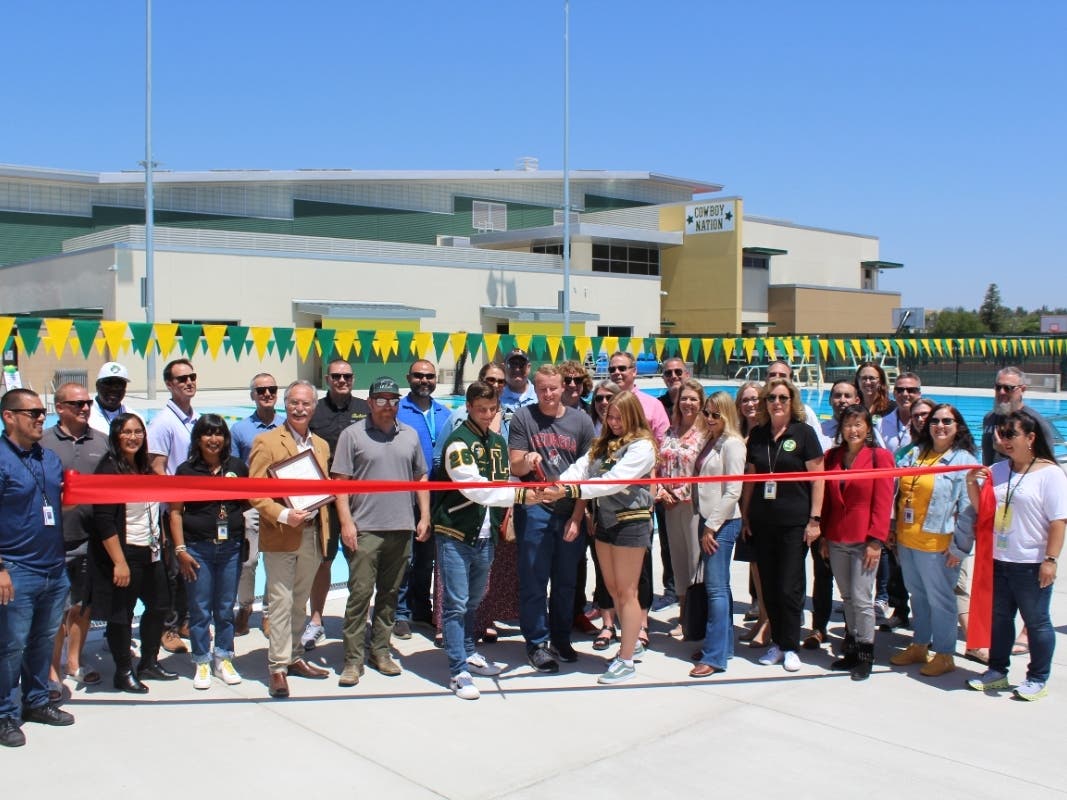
[63,463,975,505]
[966,480,996,650]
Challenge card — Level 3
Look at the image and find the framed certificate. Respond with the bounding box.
[267,450,336,512]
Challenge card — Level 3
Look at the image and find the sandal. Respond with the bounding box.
[67,666,102,686]
[592,626,617,651]
[637,626,650,649]
[1012,636,1029,656]
[802,630,827,650]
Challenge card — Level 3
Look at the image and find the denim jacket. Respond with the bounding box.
[898,446,978,555]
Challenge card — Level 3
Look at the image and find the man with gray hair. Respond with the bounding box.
[981,366,1058,466]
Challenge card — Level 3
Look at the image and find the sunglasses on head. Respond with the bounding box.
[254,386,278,396]
[60,399,93,409]
[329,372,353,382]
[171,373,197,384]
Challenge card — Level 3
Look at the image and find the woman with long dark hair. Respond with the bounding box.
[169,414,248,690]
[90,413,174,693]
[855,361,895,421]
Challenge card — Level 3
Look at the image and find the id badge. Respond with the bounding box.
[150,546,161,563]
[217,521,229,541]
[903,506,915,525]
[763,481,778,500]
[995,532,1009,551]
[43,504,56,527]
[994,504,1012,532]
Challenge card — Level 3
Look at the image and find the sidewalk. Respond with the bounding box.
[14,555,1065,798]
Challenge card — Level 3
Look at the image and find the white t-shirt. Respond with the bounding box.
[991,462,1067,563]
[125,501,160,547]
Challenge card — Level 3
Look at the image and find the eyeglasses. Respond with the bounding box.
[171,373,197,384]
[767,372,790,381]
[663,369,684,377]
[409,372,436,381]
[371,397,401,408]
[702,410,722,420]
[254,386,278,396]
[594,395,614,403]
[994,383,1022,393]
[996,428,1021,439]
[329,373,354,382]
[740,396,760,405]
[59,399,93,409]
[119,429,146,438]
[766,394,792,403]
[859,375,880,383]
[482,377,505,386]
[929,417,956,427]
[562,376,583,386]
[608,365,631,373]
[894,387,920,394]
[11,408,47,420]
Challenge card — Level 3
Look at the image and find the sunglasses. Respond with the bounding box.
[371,397,401,407]
[329,373,354,382]
[506,360,527,368]
[12,408,47,419]
[594,395,614,403]
[171,373,197,384]
[409,372,436,381]
[894,387,920,394]
[929,417,956,427]
[254,386,278,396]
[994,383,1022,393]
[98,379,127,389]
[608,365,631,373]
[562,376,583,386]
[702,410,722,420]
[766,394,791,403]
[830,392,856,400]
[483,377,505,386]
[663,369,684,377]
[996,428,1022,439]
[60,399,93,409]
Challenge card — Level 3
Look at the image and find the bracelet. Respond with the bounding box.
[175,545,188,553]
[1045,555,1058,564]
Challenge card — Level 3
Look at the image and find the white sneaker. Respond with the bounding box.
[758,644,784,666]
[466,653,502,677]
[873,599,889,622]
[783,650,801,672]
[1013,678,1048,701]
[300,622,325,651]
[450,671,480,700]
[213,657,242,686]
[193,662,212,690]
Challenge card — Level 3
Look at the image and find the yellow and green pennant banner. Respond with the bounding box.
[3,317,1066,373]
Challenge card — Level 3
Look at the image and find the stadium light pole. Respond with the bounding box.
[142,0,157,399]
[562,0,571,335]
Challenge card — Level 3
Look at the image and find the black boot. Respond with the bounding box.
[851,641,873,681]
[137,661,179,681]
[830,634,858,671]
[114,669,149,694]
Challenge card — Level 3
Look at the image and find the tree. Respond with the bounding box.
[979,283,1007,332]
[930,307,987,336]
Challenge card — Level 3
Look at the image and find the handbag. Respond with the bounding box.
[681,561,708,641]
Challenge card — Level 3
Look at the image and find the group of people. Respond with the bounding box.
[1,353,1062,745]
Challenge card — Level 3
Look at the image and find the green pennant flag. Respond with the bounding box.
[72,320,100,358]
[431,331,451,361]
[618,336,631,355]
[128,322,154,357]
[178,324,202,356]
[228,326,250,361]
[356,329,376,363]
[590,336,604,360]
[711,338,723,362]
[396,330,416,360]
[528,335,546,361]
[273,327,295,361]
[558,335,574,360]
[665,337,680,359]
[16,318,44,356]
[464,332,483,360]
[498,334,517,358]
[315,329,337,362]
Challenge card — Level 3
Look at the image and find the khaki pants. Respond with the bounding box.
[263,525,321,672]
[342,531,412,666]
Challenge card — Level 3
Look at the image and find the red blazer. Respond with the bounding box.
[820,445,894,544]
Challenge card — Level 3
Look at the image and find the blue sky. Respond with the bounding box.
[3,1,1064,313]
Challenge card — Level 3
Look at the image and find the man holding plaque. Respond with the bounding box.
[248,380,340,698]
[332,377,430,687]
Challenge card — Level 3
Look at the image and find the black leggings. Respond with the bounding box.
[105,546,169,671]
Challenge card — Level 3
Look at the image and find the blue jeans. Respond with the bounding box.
[514,504,586,651]
[0,561,69,719]
[698,517,740,670]
[897,544,960,654]
[184,539,242,663]
[438,535,494,677]
[989,560,1055,683]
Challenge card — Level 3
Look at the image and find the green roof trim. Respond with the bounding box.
[744,247,788,256]
[861,260,904,269]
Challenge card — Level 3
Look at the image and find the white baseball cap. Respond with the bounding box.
[97,362,130,382]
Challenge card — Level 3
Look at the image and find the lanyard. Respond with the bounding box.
[422,406,438,446]
[766,430,788,474]
[1003,457,1035,517]
[905,449,940,501]
[17,450,47,506]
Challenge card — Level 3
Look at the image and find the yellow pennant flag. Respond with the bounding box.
[850,339,863,359]
[43,318,74,358]
[332,329,356,361]
[375,330,399,362]
[932,339,944,357]
[573,336,591,361]
[701,337,715,363]
[722,338,735,363]
[413,331,433,359]
[294,328,317,361]
[865,338,877,357]
[250,327,273,359]
[449,332,468,360]
[920,339,932,356]
[801,337,812,360]
[818,339,829,361]
[100,320,129,356]
[154,323,179,357]
[833,340,847,360]
[602,337,619,356]
[742,337,757,362]
[514,334,533,354]
[0,317,14,351]
[653,338,666,360]
[679,337,692,362]
[202,325,228,360]
[765,337,777,360]
[781,338,795,362]
[545,336,561,362]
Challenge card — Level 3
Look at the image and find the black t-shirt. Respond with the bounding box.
[746,420,823,527]
[174,457,249,542]
[309,394,371,462]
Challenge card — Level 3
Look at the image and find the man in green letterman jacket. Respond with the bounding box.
[433,381,536,700]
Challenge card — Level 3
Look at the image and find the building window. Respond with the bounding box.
[597,325,633,338]
[591,244,660,275]
[472,200,507,232]
[742,254,769,270]
[531,243,563,256]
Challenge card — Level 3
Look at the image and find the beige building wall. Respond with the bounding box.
[745,218,880,289]
[659,199,743,333]
[769,286,901,333]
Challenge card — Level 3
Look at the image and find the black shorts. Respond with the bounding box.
[596,519,652,549]
[65,555,90,607]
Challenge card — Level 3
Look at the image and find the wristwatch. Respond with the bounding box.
[809,515,822,523]
[1045,555,1058,564]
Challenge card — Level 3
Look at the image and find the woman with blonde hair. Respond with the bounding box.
[735,381,768,645]
[690,392,746,676]
[657,378,709,637]
[547,391,657,684]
